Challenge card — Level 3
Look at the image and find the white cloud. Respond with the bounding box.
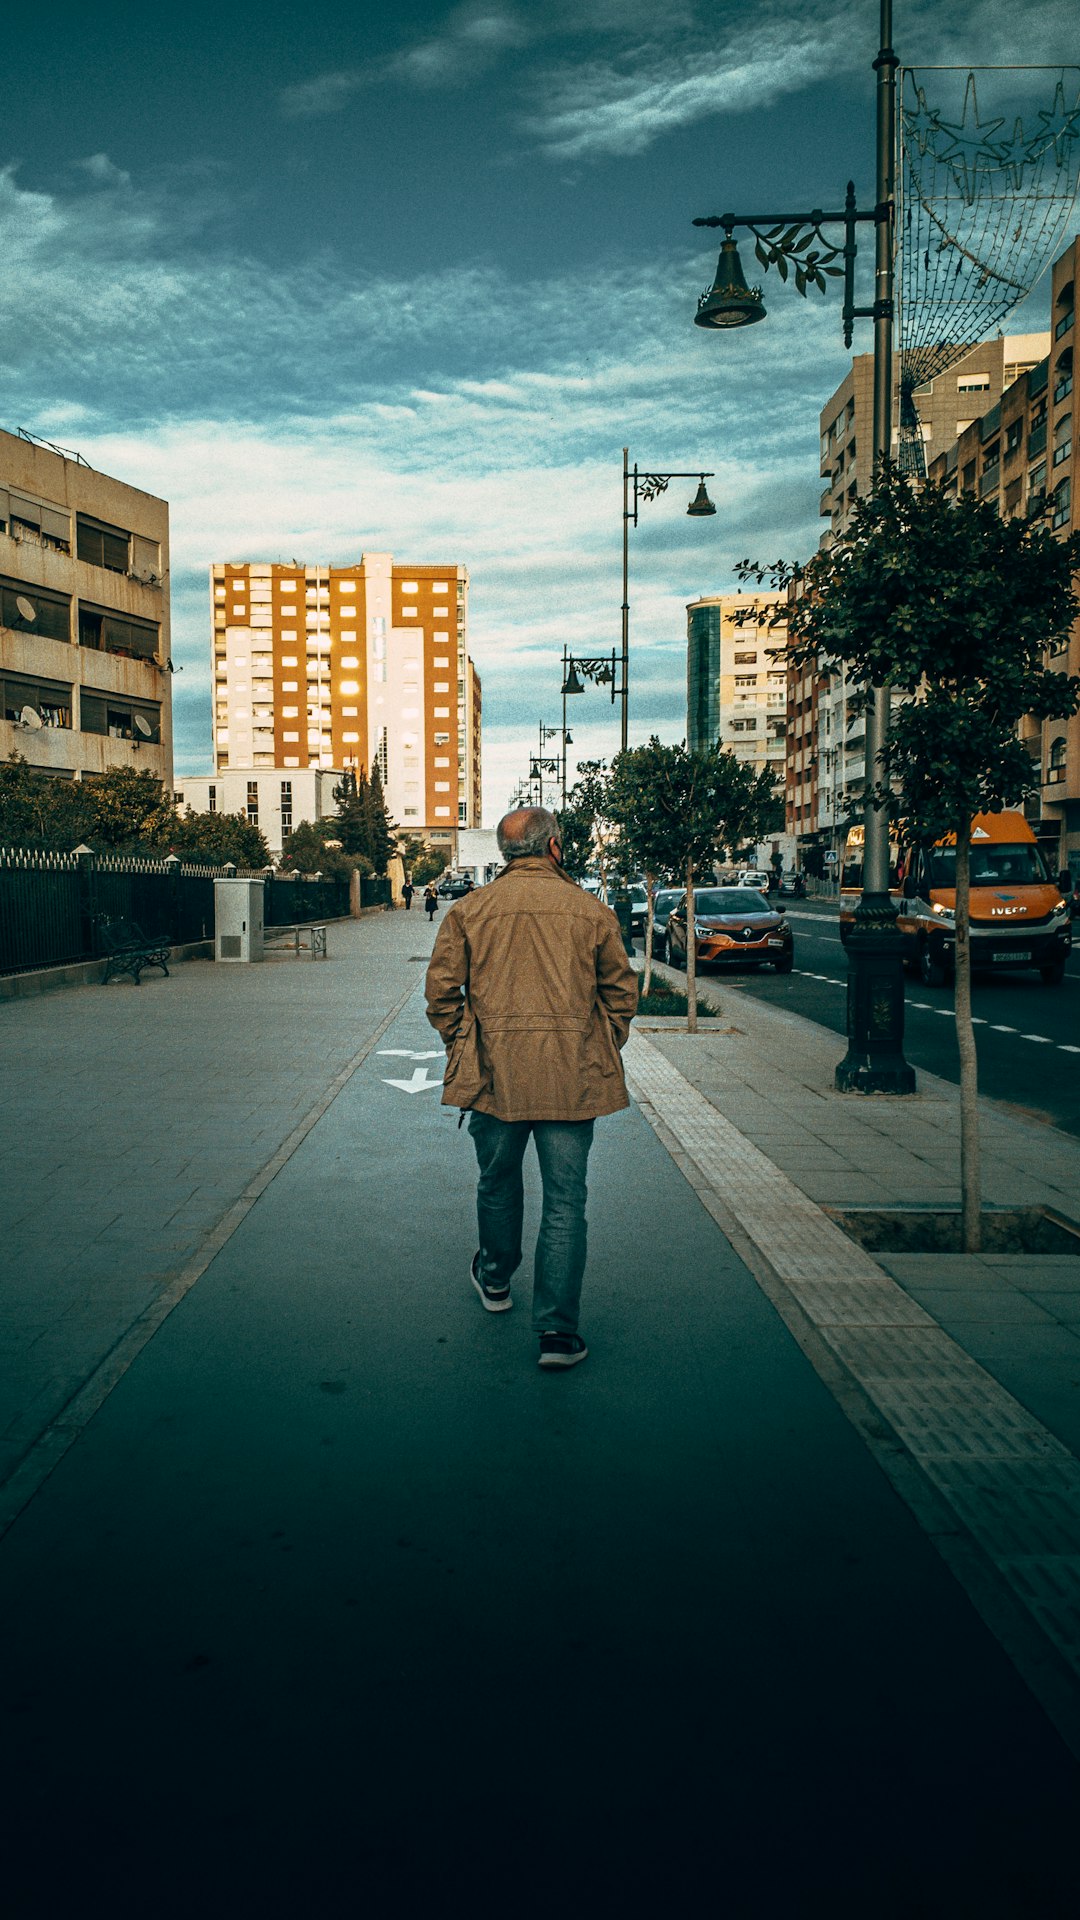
[1,159,848,813]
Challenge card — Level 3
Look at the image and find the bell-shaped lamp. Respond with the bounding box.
[686,478,716,517]
[561,662,585,696]
[695,237,766,329]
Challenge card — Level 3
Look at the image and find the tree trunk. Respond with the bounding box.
[686,856,697,1033]
[643,871,655,996]
[954,823,981,1253]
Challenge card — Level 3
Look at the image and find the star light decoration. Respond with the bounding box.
[903,71,1080,205]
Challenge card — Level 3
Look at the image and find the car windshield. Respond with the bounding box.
[655,890,681,909]
[927,843,1048,887]
[694,889,774,916]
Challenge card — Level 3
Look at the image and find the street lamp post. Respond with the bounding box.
[621,452,716,752]
[561,646,618,800]
[691,0,914,1096]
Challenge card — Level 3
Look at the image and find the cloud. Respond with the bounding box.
[0,158,848,808]
[279,68,369,119]
[76,153,132,190]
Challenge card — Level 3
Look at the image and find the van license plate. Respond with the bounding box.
[994,950,1030,962]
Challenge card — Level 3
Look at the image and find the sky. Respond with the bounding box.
[3,0,1077,820]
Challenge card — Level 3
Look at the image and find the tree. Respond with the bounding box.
[280,818,370,881]
[332,768,371,857]
[741,468,1080,1250]
[398,835,448,886]
[163,810,271,868]
[85,767,176,849]
[363,763,397,875]
[557,762,612,881]
[0,755,95,848]
[608,738,776,1029]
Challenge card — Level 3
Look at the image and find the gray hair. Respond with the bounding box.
[496,806,561,861]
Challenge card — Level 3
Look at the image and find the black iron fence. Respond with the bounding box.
[0,849,363,977]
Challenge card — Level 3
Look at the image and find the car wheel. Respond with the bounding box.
[1040,960,1066,986]
[918,940,948,988]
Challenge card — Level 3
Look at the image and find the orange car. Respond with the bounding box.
[663,886,794,973]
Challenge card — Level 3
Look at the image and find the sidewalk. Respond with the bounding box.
[2,911,1079,1910]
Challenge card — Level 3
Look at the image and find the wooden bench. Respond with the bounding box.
[99,919,171,986]
[263,923,328,959]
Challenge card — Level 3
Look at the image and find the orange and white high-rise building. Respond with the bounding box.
[210,553,481,837]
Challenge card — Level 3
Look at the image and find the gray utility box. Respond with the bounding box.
[214,878,264,963]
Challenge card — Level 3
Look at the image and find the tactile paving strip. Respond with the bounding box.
[625,1029,1080,1688]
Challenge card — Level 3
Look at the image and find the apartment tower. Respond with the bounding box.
[210,555,481,842]
[686,592,788,786]
[1,427,172,787]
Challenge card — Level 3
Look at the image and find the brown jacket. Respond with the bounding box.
[424,857,638,1122]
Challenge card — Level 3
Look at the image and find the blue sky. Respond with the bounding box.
[3,0,1075,817]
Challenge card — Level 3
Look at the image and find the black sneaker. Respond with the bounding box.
[471,1252,512,1313]
[538,1333,588,1370]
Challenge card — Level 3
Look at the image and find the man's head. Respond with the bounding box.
[497,807,562,866]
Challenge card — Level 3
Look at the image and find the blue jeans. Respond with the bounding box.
[467,1112,595,1334]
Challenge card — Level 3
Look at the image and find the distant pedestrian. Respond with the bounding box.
[402,880,415,911]
[425,806,637,1371]
[424,883,439,921]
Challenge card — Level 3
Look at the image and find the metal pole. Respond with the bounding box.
[620,448,630,752]
[561,652,568,809]
[835,0,914,1094]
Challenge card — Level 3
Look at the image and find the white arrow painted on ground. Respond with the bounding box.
[381,1068,444,1093]
[377,1049,443,1060]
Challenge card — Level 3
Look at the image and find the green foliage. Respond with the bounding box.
[332,768,371,856]
[280,818,370,881]
[738,468,1080,844]
[364,763,397,875]
[607,737,777,882]
[84,766,176,849]
[0,755,95,848]
[637,977,717,1018]
[398,835,449,886]
[164,810,271,868]
[557,761,612,878]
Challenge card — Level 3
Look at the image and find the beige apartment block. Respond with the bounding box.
[210,555,481,843]
[0,427,172,790]
[928,239,1079,874]
[686,593,788,785]
[807,331,1049,850]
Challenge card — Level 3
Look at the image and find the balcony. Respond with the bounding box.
[1027,421,1048,458]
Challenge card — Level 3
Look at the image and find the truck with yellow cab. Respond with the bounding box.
[840,812,1071,986]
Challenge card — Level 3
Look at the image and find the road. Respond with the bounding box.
[674,900,1080,1137]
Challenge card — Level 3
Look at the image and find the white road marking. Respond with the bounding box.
[378,1049,443,1060]
[990,1024,1017,1033]
[934,1009,954,1018]
[381,1067,444,1093]
[1019,1034,1054,1044]
[1061,1045,1080,1054]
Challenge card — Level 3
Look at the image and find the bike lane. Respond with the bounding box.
[2,981,1077,1914]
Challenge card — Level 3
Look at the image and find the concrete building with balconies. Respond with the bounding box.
[927,239,1079,876]
[686,593,788,786]
[0,428,172,792]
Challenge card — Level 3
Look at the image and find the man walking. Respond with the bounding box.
[402,878,414,910]
[425,807,637,1369]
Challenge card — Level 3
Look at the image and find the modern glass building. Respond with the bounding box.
[686,599,721,752]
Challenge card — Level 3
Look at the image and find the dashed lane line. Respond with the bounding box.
[624,1029,1080,1759]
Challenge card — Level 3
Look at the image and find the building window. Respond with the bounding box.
[280,780,292,832]
[247,780,259,824]
[75,515,131,572]
[208,785,217,813]
[1052,477,1071,529]
[377,726,389,784]
[1,490,71,552]
[1,576,72,643]
[1,671,72,728]
[957,372,990,392]
[1047,737,1067,783]
[78,605,159,661]
[79,691,161,742]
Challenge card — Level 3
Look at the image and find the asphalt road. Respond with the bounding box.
[678,900,1080,1138]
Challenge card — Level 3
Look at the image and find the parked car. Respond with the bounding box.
[663,887,794,973]
[438,875,475,899]
[778,870,806,897]
[737,869,772,894]
[650,887,685,947]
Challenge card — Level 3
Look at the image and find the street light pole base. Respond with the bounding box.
[836,905,916,1096]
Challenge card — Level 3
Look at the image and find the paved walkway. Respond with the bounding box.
[2,914,1080,1912]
